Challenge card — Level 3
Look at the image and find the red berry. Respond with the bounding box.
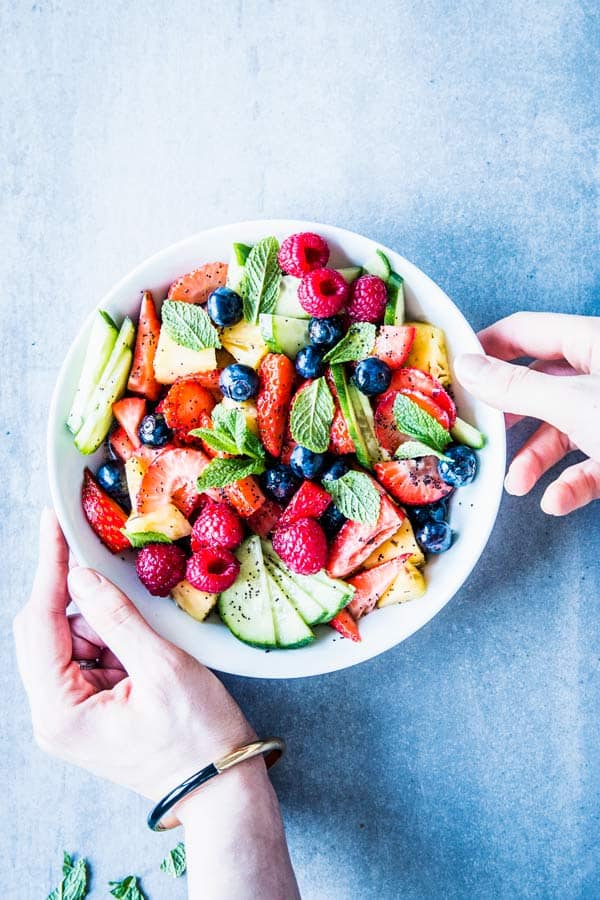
[278,232,329,277]
[257,353,296,457]
[191,500,244,551]
[347,275,388,323]
[272,517,328,575]
[297,268,349,318]
[186,547,241,593]
[279,481,331,529]
[81,468,130,554]
[136,543,187,596]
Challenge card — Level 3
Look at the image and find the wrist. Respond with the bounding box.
[176,755,272,828]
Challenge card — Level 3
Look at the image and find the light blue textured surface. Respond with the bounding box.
[1,1,599,897]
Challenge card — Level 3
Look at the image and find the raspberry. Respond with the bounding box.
[186,547,241,592]
[346,275,388,323]
[191,500,244,551]
[298,268,349,318]
[136,543,187,597]
[278,232,329,277]
[272,517,328,575]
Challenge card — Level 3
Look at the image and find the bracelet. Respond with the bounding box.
[147,737,285,832]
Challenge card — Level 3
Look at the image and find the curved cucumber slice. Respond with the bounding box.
[451,416,486,449]
[266,571,314,648]
[74,347,132,454]
[67,310,119,435]
[264,555,329,625]
[218,536,277,648]
[364,248,391,281]
[273,276,308,318]
[226,242,252,293]
[259,314,310,359]
[384,271,405,325]
[263,542,353,622]
[330,365,381,470]
[337,266,362,284]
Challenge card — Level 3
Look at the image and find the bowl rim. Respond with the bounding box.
[47,218,506,678]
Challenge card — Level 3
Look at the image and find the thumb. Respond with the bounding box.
[68,568,164,678]
[454,353,581,433]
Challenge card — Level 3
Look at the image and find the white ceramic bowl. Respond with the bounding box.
[48,220,506,679]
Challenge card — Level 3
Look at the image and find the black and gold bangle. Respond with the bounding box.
[147,737,285,832]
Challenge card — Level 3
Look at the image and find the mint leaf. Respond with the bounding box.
[393,393,451,452]
[197,456,265,491]
[322,323,376,364]
[160,841,187,878]
[122,530,172,548]
[190,404,265,459]
[161,300,221,351]
[241,236,281,323]
[323,471,381,525]
[47,854,88,900]
[395,440,451,461]
[290,377,335,453]
[234,413,265,460]
[188,427,240,455]
[211,402,239,439]
[108,875,146,900]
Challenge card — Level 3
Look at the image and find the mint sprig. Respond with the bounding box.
[122,530,172,548]
[108,875,146,899]
[161,300,221,351]
[190,403,265,460]
[323,471,381,525]
[290,377,335,453]
[197,456,265,491]
[160,842,187,878]
[241,236,281,323]
[47,852,88,900]
[393,393,451,453]
[395,440,451,461]
[322,323,376,364]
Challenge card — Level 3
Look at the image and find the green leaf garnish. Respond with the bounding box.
[189,428,240,455]
[322,323,376,364]
[289,376,335,453]
[190,403,265,460]
[323,471,381,525]
[161,300,221,351]
[47,853,88,900]
[241,236,281,323]
[122,530,172,548]
[160,841,187,878]
[393,393,451,452]
[394,440,451,461]
[196,456,266,491]
[108,875,146,899]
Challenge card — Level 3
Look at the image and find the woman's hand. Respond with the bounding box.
[455,312,600,515]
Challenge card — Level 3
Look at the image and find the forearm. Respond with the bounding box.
[178,758,299,900]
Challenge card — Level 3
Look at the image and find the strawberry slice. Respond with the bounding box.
[137,448,211,516]
[257,353,296,458]
[373,326,416,369]
[81,468,130,554]
[222,476,265,518]
[329,608,361,642]
[346,556,410,619]
[162,377,215,437]
[329,406,355,454]
[327,491,403,578]
[374,458,454,506]
[279,481,331,529]
[127,290,162,400]
[167,262,228,304]
[374,388,450,454]
[398,388,451,430]
[112,397,146,448]
[108,425,136,462]
[384,368,456,426]
[247,498,284,538]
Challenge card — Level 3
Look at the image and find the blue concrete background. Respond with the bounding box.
[1,1,599,897]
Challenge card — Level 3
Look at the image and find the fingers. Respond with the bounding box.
[68,613,125,671]
[505,423,573,496]
[541,459,600,516]
[478,312,600,373]
[67,568,166,678]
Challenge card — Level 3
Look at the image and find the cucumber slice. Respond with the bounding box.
[273,276,309,318]
[364,248,391,281]
[259,314,310,359]
[337,266,362,284]
[330,364,372,470]
[266,571,314,648]
[451,416,486,449]
[262,542,353,622]
[74,347,133,454]
[67,310,119,434]
[218,536,277,648]
[263,555,329,625]
[347,382,382,467]
[226,242,252,293]
[384,271,405,325]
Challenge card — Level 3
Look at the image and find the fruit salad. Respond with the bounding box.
[68,231,485,650]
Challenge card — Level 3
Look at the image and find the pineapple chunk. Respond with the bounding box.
[404,322,451,386]
[221,397,259,434]
[362,516,425,568]
[125,455,149,509]
[126,503,192,540]
[153,329,217,384]
[221,321,268,369]
[377,561,426,607]
[171,580,217,622]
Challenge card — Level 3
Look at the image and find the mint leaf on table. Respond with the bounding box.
[393,393,451,453]
[394,440,451,462]
[161,299,221,350]
[241,236,281,323]
[323,470,381,525]
[290,376,335,453]
[108,875,146,899]
[196,456,266,491]
[160,841,187,878]
[322,323,376,364]
[190,403,265,459]
[47,853,88,900]
[122,530,172,548]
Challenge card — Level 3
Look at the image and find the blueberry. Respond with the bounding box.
[438,445,478,487]
[308,316,344,348]
[416,520,453,554]
[96,461,127,497]
[262,464,300,503]
[408,498,449,528]
[290,445,326,480]
[207,286,243,327]
[138,413,172,447]
[295,345,326,380]
[320,504,347,539]
[219,364,259,401]
[353,357,392,396]
[321,458,349,483]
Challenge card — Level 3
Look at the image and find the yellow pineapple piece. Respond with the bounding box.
[153,330,217,384]
[377,561,426,607]
[404,322,450,386]
[221,321,268,369]
[124,455,149,509]
[221,397,259,434]
[125,503,192,540]
[171,580,217,622]
[363,516,425,568]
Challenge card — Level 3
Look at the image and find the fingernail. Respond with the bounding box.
[454,354,489,384]
[68,567,102,596]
